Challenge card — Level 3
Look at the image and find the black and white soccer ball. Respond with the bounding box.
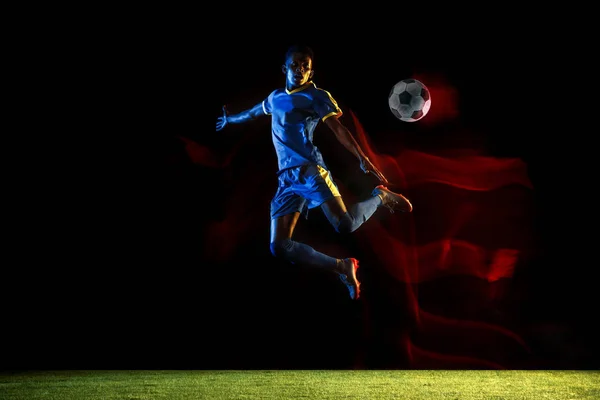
[388,78,432,122]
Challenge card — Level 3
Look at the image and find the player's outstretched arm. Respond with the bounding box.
[324,116,389,186]
[216,104,265,132]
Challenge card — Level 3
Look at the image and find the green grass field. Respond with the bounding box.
[1,370,598,399]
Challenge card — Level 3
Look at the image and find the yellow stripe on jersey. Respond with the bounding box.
[322,110,342,121]
[318,88,343,121]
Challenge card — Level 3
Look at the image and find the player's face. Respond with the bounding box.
[282,52,314,89]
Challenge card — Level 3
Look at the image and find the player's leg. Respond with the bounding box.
[269,167,341,270]
[315,172,411,300]
[288,163,369,298]
[270,214,361,300]
[320,185,412,235]
[321,194,378,234]
[304,162,410,235]
[270,213,339,269]
[269,166,360,299]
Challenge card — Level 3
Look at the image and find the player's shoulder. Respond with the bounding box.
[312,82,334,95]
[266,87,286,100]
[311,82,338,104]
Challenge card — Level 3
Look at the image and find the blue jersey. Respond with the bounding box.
[262,81,342,173]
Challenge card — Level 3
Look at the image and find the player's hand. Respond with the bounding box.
[216,105,228,131]
[360,156,389,186]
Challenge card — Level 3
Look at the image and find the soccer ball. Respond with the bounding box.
[388,78,431,122]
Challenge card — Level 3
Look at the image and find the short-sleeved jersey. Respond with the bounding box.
[261,81,343,173]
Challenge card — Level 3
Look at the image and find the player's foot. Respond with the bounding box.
[338,258,360,300]
[372,185,413,213]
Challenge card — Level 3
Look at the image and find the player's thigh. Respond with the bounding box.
[270,212,301,242]
[320,195,348,225]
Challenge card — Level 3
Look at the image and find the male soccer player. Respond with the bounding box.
[215,44,412,300]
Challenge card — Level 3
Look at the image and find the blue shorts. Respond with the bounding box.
[270,164,341,219]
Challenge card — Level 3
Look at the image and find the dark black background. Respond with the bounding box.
[3,18,596,371]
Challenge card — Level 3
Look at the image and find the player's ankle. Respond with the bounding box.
[336,258,348,274]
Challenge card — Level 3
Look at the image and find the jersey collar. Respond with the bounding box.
[286,81,315,95]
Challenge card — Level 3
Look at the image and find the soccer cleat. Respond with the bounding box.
[338,258,361,300]
[372,185,413,213]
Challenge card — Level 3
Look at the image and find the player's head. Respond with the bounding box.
[282,44,314,89]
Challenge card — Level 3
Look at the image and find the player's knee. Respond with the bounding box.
[334,213,358,234]
[270,238,294,259]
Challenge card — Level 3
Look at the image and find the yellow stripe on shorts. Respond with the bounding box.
[316,164,340,197]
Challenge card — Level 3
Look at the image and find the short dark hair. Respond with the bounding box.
[285,44,314,63]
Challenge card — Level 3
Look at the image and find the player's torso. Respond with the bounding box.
[268,85,325,171]
[269,87,320,127]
